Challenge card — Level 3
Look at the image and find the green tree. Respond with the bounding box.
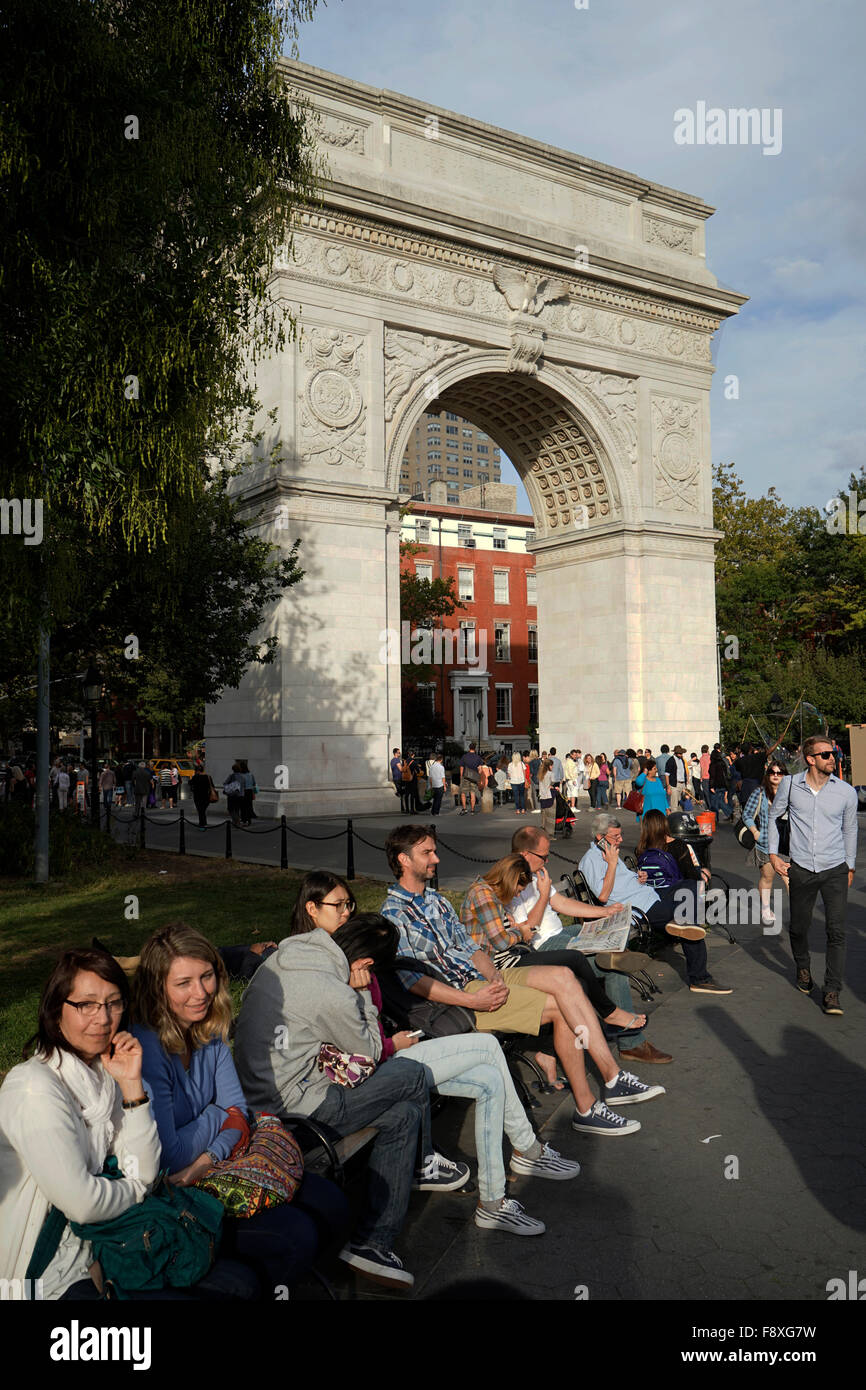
[1,0,320,553]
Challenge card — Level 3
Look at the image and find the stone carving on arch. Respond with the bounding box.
[384,337,633,539]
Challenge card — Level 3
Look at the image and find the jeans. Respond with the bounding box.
[124,780,134,805]
[222,1173,350,1293]
[701,778,711,806]
[194,796,210,827]
[430,786,444,815]
[596,782,608,807]
[310,1056,429,1253]
[788,860,849,993]
[394,1034,535,1203]
[511,783,525,812]
[102,789,114,809]
[537,935,645,1047]
[61,1258,260,1302]
[645,883,709,984]
[709,787,730,819]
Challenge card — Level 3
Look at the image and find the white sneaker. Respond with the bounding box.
[474,1198,546,1236]
[761,906,776,926]
[510,1142,580,1181]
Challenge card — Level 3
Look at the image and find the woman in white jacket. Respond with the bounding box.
[0,947,161,1300]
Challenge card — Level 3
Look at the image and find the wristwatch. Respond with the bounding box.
[122,1094,150,1109]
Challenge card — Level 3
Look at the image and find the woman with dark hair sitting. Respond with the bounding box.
[130,922,350,1297]
[329,911,580,1238]
[0,947,161,1299]
[636,810,712,892]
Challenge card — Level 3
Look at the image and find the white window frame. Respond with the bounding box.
[457,567,475,601]
[493,570,509,604]
[495,684,513,727]
[526,572,537,604]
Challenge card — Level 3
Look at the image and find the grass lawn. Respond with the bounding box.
[0,849,462,1078]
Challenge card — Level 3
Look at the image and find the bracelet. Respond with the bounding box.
[122,1094,150,1109]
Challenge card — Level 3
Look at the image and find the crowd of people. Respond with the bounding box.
[0,734,857,1300]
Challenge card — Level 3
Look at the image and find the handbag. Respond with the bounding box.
[317,1042,377,1088]
[623,788,644,814]
[209,786,219,803]
[26,1157,223,1297]
[223,779,242,798]
[734,790,763,851]
[193,1115,304,1220]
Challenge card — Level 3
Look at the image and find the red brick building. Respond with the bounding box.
[400,492,538,750]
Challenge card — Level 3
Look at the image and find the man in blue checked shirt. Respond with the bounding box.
[769,734,858,1016]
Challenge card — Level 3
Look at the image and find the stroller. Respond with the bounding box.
[553,787,575,838]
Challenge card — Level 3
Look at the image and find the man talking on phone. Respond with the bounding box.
[578,814,733,996]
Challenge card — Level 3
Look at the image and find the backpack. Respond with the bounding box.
[400,760,413,782]
[27,1159,223,1297]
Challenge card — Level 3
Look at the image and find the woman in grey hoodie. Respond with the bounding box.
[233,921,455,1291]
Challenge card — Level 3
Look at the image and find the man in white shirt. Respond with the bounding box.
[428,754,446,817]
[510,825,674,1063]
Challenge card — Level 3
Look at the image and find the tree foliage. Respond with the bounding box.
[713,462,866,741]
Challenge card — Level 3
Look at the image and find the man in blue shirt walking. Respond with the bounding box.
[769,735,858,1015]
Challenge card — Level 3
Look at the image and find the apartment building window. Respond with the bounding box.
[446,425,458,435]
[463,469,474,477]
[494,623,510,662]
[446,412,459,420]
[525,529,536,542]
[478,431,488,440]
[428,451,441,459]
[415,520,431,543]
[415,562,433,582]
[427,422,440,433]
[493,570,509,604]
[528,623,538,662]
[446,466,459,476]
[528,685,539,725]
[492,527,507,550]
[495,686,513,726]
[478,473,489,483]
[477,444,489,454]
[458,523,475,547]
[462,428,473,437]
[447,493,459,504]
[418,684,436,716]
[526,572,537,605]
[427,410,441,419]
[457,567,474,601]
[463,442,473,452]
[446,453,459,462]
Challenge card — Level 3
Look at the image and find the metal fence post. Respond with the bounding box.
[139,807,146,850]
[225,819,232,860]
[280,815,288,870]
[178,809,185,855]
[346,818,355,881]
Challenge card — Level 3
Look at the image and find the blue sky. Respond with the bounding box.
[292,0,865,512]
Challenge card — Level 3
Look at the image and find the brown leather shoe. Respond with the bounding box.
[618,1040,673,1064]
[796,969,814,994]
[822,991,844,1015]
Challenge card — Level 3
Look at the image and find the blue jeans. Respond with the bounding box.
[223,1172,350,1292]
[310,1056,429,1253]
[645,882,710,984]
[596,782,608,807]
[511,782,525,811]
[394,1034,535,1203]
[710,788,731,819]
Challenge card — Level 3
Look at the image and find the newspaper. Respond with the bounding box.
[565,905,632,955]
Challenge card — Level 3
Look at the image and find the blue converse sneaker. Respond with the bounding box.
[604,1070,666,1105]
[413,1151,471,1191]
[571,1100,641,1135]
[338,1244,414,1289]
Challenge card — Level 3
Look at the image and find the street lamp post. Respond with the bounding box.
[81,664,102,828]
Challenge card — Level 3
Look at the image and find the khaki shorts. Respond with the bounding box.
[463,965,547,1034]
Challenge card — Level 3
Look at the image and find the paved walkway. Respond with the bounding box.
[109,796,866,1302]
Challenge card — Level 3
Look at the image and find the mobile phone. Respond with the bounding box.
[407,1029,423,1037]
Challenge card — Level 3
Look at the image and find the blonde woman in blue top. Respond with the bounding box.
[131,922,349,1295]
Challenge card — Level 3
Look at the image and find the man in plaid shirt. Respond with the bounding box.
[381,824,664,1137]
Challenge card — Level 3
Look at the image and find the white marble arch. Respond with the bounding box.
[203,61,747,815]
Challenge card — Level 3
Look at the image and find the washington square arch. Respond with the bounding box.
[204,61,747,816]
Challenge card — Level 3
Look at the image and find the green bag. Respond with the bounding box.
[26,1157,223,1297]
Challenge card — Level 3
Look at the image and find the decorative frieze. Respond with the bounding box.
[651,396,702,512]
[643,215,697,255]
[298,327,367,469]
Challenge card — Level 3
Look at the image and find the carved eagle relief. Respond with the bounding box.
[492,264,569,316]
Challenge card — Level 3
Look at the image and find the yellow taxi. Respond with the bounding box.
[150,758,196,781]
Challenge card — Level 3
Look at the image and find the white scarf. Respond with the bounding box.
[44,1049,118,1172]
